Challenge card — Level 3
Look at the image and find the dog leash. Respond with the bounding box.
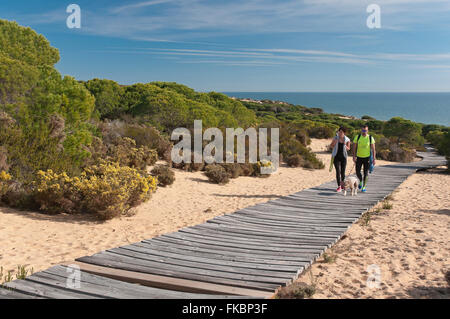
[346,162,356,180]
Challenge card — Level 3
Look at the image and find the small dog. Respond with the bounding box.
[343,176,359,196]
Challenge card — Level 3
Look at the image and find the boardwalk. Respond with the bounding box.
[2,146,446,298]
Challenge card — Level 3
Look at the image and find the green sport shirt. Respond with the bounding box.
[353,134,375,158]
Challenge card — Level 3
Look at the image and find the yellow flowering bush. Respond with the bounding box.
[33,170,78,214]
[0,170,12,198]
[33,162,158,219]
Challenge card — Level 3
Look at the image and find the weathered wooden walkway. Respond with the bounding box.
[0,265,248,299]
[2,146,446,298]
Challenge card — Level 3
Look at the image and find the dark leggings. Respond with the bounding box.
[334,156,347,187]
[356,157,370,185]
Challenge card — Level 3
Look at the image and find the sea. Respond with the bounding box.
[222,92,450,127]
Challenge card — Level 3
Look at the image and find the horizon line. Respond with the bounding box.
[219,91,450,94]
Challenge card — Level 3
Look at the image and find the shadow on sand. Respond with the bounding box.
[0,205,104,225]
[406,285,450,299]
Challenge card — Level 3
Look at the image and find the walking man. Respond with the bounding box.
[352,124,376,192]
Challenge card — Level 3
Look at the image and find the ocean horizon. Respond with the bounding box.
[223,92,450,127]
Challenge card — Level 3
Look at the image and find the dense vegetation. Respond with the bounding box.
[241,99,449,164]
[0,20,448,219]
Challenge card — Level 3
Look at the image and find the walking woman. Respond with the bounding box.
[330,127,351,192]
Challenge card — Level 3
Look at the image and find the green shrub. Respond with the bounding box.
[122,123,173,161]
[205,165,229,184]
[0,146,9,174]
[84,78,125,119]
[151,165,175,187]
[109,137,158,170]
[308,125,335,139]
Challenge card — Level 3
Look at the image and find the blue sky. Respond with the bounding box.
[2,0,450,92]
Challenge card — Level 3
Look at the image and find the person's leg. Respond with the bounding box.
[362,157,370,187]
[334,157,341,187]
[356,157,363,182]
[340,158,347,187]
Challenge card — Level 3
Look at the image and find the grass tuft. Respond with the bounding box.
[382,201,394,210]
[322,252,337,263]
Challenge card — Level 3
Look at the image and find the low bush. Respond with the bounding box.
[377,138,416,162]
[0,146,9,172]
[251,160,273,177]
[86,136,158,170]
[32,161,158,219]
[151,165,175,187]
[220,163,242,179]
[205,165,229,184]
[0,170,12,198]
[239,162,255,176]
[308,125,336,139]
[275,282,316,299]
[286,154,305,167]
[109,137,158,170]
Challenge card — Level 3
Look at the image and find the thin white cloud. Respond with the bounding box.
[93,46,450,68]
[110,0,176,14]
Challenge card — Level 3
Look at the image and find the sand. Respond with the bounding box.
[0,139,448,299]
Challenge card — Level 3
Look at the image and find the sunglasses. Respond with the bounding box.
[361,129,368,133]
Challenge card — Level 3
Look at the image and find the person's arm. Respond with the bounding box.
[330,138,337,150]
[371,142,376,165]
[352,141,357,162]
[345,140,351,151]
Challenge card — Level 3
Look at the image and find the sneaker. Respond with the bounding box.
[358,182,363,190]
[362,186,367,193]
[336,186,342,193]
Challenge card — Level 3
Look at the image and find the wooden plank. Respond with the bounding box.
[242,207,360,221]
[151,234,322,260]
[74,256,282,291]
[106,247,297,279]
[34,266,245,299]
[172,228,328,251]
[208,216,347,235]
[80,251,288,286]
[66,262,273,298]
[120,243,302,272]
[0,287,43,299]
[236,209,360,224]
[190,224,342,243]
[185,228,335,248]
[4,279,101,299]
[201,222,341,241]
[233,210,354,227]
[164,228,331,250]
[213,214,349,232]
